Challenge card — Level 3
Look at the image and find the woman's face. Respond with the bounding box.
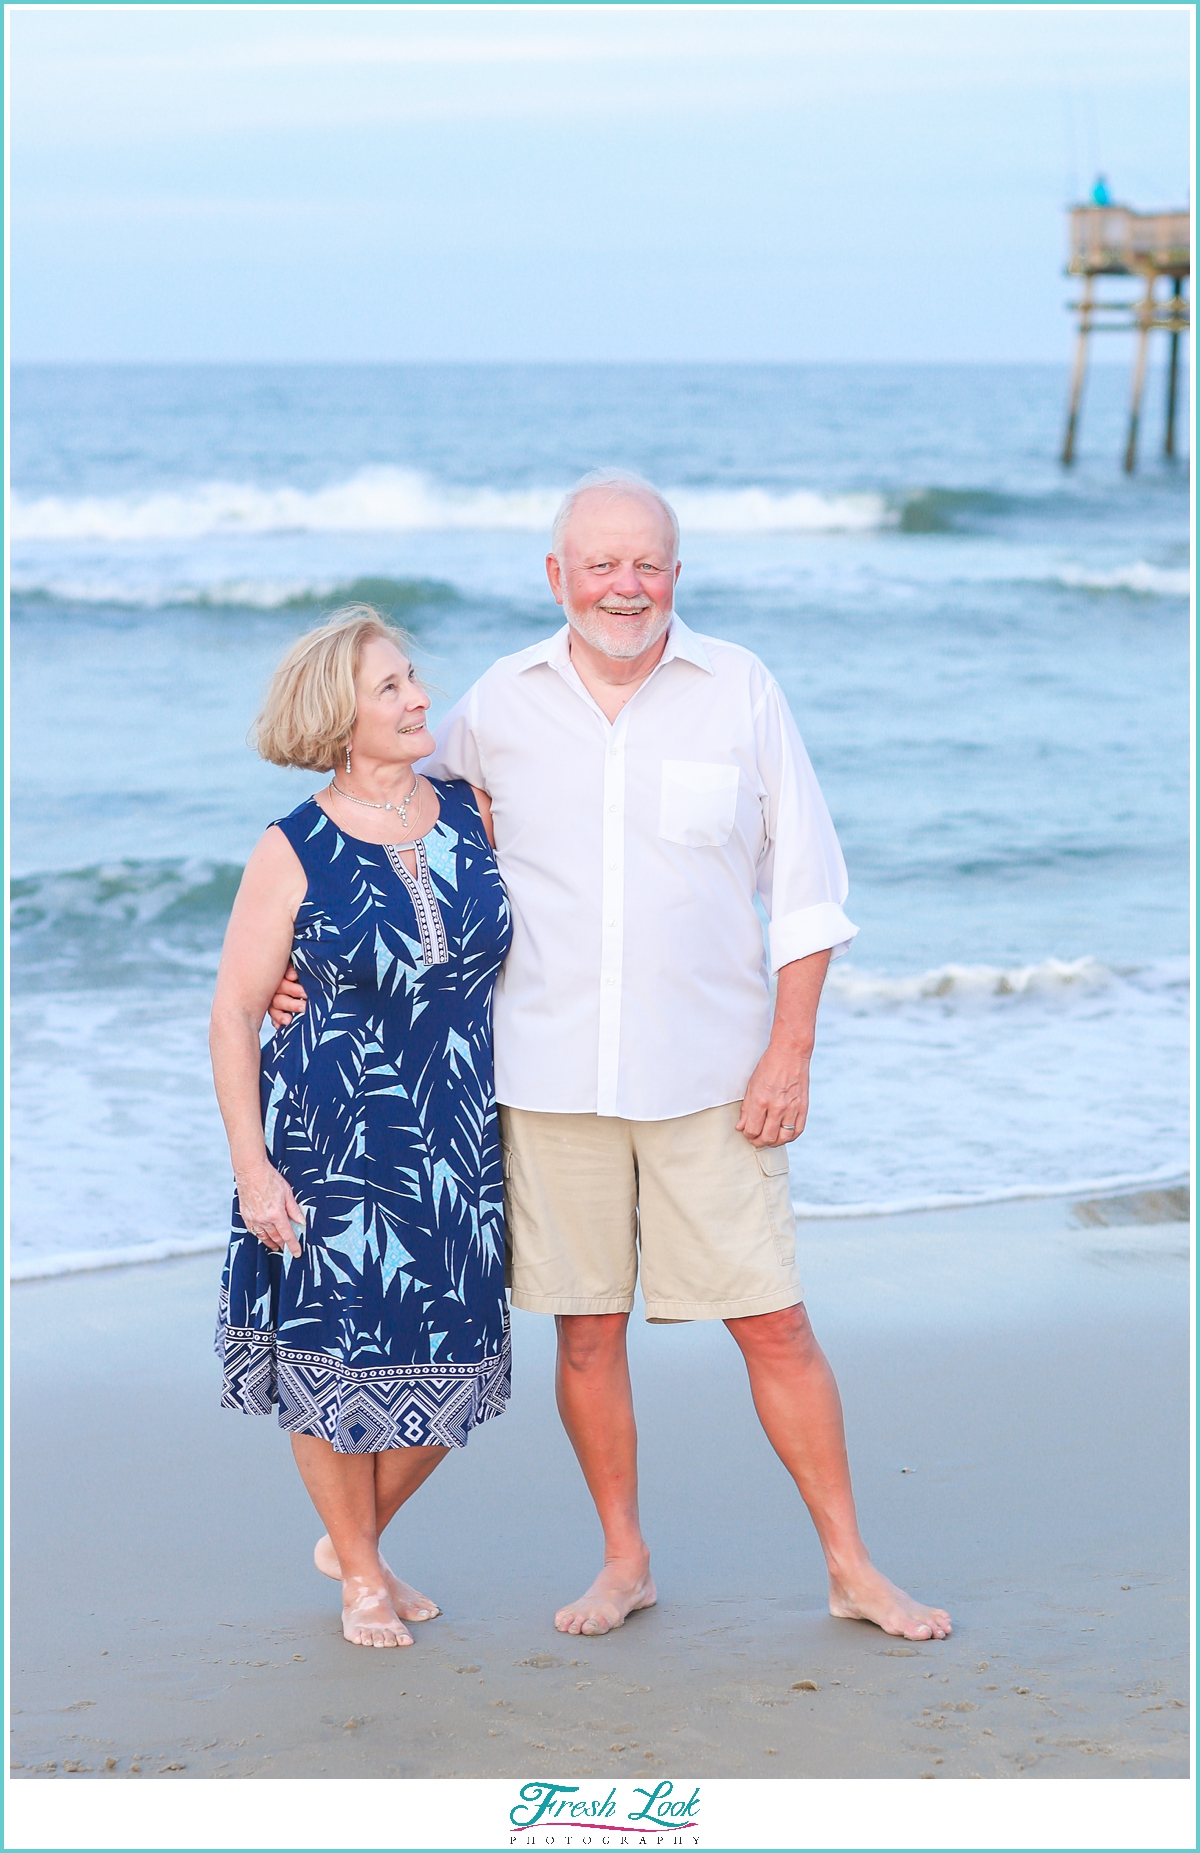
[348,636,434,767]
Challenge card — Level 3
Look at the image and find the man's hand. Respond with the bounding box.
[737,1043,811,1148]
[268,963,307,1028]
[736,947,832,1148]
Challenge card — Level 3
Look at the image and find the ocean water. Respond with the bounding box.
[8,363,1191,1276]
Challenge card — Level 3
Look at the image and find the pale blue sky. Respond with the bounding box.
[9,4,1193,363]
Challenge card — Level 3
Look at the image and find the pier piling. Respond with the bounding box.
[1061,278,1093,466]
[1124,276,1155,474]
[1165,276,1183,459]
[1060,203,1189,471]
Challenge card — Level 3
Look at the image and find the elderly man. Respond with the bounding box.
[275,469,950,1644]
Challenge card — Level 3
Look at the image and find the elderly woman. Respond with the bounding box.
[210,606,512,1648]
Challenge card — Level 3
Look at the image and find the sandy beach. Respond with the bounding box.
[9,1186,1190,1785]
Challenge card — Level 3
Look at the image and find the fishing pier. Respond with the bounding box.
[1061,203,1190,471]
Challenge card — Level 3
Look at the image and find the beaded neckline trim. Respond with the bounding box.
[383,838,450,967]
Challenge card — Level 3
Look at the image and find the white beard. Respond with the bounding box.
[564,597,672,661]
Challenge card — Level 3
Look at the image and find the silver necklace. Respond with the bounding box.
[330,772,422,831]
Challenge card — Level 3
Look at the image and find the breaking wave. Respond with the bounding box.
[11,857,242,989]
[1049,561,1191,597]
[10,468,896,542]
[823,953,1186,1010]
[897,486,1020,532]
[10,573,461,614]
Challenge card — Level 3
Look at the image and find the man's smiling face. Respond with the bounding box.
[547,488,682,661]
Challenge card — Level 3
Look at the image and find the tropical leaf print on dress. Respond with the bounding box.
[216,781,513,1452]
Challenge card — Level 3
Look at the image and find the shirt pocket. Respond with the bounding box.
[658,760,740,848]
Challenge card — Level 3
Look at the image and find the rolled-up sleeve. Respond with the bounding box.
[753,673,859,971]
[420,685,487,788]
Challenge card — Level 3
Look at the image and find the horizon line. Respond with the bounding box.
[10,354,1174,370]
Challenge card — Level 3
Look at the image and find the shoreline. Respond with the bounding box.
[9,1187,1191,1781]
[8,1168,1190,1283]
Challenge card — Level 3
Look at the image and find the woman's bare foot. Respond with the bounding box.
[341,1577,413,1648]
[555,1556,657,1636]
[315,1534,440,1622]
[828,1563,952,1641]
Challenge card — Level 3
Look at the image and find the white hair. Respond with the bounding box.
[550,468,680,562]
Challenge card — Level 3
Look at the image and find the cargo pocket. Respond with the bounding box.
[755,1143,797,1267]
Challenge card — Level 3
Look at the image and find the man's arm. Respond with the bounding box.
[753,670,857,974]
[737,667,855,1143]
[736,948,831,1148]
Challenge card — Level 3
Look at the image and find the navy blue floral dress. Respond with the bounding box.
[217,780,512,1452]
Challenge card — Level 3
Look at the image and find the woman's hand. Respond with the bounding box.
[235,1160,306,1258]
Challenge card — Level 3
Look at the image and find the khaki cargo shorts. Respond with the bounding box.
[499,1100,804,1323]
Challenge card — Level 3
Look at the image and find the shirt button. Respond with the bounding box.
[608,804,617,813]
[605,976,616,985]
[608,862,618,871]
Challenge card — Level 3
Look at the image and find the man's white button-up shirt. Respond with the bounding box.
[423,616,858,1121]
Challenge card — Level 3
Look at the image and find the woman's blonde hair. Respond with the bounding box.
[252,605,415,771]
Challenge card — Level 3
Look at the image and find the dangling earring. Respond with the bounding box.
[345,743,352,774]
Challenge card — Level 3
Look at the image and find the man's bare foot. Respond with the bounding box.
[315,1535,440,1623]
[341,1578,413,1648]
[555,1557,657,1637]
[828,1563,952,1641]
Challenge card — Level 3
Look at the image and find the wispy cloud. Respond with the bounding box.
[12,5,1190,149]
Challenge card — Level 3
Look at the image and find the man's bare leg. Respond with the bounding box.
[725,1302,952,1641]
[552,1313,657,1635]
[313,1444,448,1622]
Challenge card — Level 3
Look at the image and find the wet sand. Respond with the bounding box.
[9,1189,1190,1783]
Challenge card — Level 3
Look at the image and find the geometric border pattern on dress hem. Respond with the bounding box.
[217,1316,511,1454]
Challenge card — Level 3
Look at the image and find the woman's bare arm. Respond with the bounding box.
[209,826,309,1254]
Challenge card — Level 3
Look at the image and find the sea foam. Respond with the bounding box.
[9,1233,230,1281]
